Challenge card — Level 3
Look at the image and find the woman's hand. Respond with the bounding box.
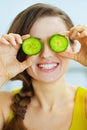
[0,33,31,85]
[60,25,87,67]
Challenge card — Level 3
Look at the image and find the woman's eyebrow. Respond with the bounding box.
[32,36,51,42]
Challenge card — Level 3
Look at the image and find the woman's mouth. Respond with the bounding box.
[37,63,59,72]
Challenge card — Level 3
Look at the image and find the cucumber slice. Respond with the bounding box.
[49,34,68,53]
[22,37,42,55]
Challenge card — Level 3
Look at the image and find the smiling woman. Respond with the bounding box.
[0,3,87,130]
[26,16,70,83]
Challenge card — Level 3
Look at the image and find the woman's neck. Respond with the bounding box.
[31,76,71,112]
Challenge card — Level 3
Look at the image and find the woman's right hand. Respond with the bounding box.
[0,33,31,86]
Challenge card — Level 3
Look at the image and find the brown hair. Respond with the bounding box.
[2,3,74,130]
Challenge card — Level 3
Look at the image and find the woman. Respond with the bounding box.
[0,3,87,130]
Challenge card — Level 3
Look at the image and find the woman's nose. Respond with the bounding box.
[40,44,55,58]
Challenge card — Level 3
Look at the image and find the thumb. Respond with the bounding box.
[58,51,76,60]
[19,57,32,72]
[58,40,81,60]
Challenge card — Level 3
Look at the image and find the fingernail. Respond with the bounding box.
[19,39,22,44]
[74,40,81,53]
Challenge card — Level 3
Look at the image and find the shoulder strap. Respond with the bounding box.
[70,87,87,130]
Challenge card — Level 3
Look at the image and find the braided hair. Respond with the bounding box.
[3,71,34,130]
[2,3,73,130]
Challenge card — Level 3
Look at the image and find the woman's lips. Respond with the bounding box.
[37,63,59,72]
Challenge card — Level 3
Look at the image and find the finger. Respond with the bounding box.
[70,25,87,38]
[65,31,70,36]
[69,30,78,39]
[58,51,76,60]
[68,31,82,42]
[9,33,22,44]
[80,30,87,38]
[58,41,81,60]
[22,34,30,40]
[1,34,17,46]
[70,25,87,32]
[19,57,32,72]
[75,25,87,31]
[0,37,10,45]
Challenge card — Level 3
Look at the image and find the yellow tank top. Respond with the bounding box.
[69,87,87,130]
[8,87,87,130]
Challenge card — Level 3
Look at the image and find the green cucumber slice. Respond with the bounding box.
[49,34,68,53]
[22,37,42,55]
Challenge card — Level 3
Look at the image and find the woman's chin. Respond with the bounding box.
[37,75,62,84]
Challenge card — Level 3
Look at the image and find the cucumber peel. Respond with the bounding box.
[49,34,68,53]
[22,37,42,55]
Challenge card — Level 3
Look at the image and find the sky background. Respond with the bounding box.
[0,0,87,35]
[0,0,87,90]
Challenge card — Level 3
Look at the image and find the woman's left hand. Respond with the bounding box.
[60,25,87,67]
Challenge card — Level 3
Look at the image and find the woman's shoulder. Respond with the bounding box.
[74,86,87,118]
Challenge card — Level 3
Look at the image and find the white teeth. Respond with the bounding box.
[38,64,57,69]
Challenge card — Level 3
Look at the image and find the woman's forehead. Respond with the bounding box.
[30,16,67,38]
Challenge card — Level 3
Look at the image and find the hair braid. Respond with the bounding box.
[12,84,34,119]
[2,75,34,130]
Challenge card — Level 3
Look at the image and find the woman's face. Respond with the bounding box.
[26,16,70,83]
